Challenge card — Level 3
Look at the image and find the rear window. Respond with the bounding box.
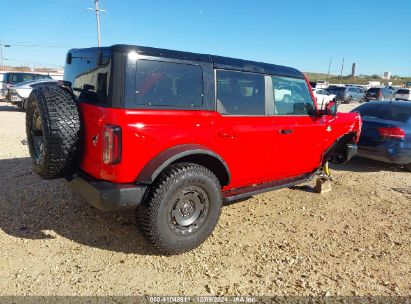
[64,51,111,105]
[134,60,203,108]
[355,104,411,123]
[367,88,380,93]
[396,89,410,94]
[333,87,346,92]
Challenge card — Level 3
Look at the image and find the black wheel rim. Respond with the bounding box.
[168,186,209,235]
[31,107,44,162]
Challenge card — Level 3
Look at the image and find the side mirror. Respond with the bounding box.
[325,100,338,116]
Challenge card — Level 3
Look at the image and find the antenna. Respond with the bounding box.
[88,0,106,47]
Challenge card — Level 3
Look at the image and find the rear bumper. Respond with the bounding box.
[357,143,411,165]
[67,174,147,211]
[334,96,349,102]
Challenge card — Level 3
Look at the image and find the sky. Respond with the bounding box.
[0,0,410,76]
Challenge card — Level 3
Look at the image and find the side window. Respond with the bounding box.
[272,76,314,115]
[23,74,34,82]
[135,60,203,108]
[216,70,265,115]
[11,73,23,84]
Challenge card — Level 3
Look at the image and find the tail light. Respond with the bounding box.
[378,90,382,97]
[378,127,405,139]
[102,125,122,164]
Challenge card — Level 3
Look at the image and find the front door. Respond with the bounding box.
[270,76,326,179]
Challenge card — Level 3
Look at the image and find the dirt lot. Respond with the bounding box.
[0,102,410,296]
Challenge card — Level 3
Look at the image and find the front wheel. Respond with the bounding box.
[136,162,222,255]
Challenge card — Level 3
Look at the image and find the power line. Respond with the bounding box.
[53,13,95,45]
[3,57,63,68]
[3,41,72,46]
[4,43,73,48]
[30,1,86,44]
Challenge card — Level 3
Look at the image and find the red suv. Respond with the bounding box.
[25,45,361,254]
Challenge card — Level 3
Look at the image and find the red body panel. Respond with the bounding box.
[78,103,361,190]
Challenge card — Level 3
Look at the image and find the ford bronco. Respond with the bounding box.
[25,45,361,254]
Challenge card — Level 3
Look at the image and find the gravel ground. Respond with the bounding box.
[0,101,410,296]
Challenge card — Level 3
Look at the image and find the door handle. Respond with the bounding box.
[279,129,293,135]
[218,131,237,139]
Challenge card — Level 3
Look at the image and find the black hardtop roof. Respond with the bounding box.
[69,44,305,79]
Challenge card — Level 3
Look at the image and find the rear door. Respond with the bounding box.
[270,76,326,179]
[212,70,275,188]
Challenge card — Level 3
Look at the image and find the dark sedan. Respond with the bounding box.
[352,101,411,171]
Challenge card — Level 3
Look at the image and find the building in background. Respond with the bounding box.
[383,71,391,79]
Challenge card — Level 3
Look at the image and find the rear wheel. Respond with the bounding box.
[136,162,222,255]
[404,163,411,172]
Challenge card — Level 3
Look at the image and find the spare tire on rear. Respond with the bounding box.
[25,86,81,179]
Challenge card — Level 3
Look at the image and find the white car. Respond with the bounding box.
[8,79,58,109]
[394,88,411,101]
[312,88,336,106]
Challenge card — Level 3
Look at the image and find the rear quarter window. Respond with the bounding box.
[134,60,204,109]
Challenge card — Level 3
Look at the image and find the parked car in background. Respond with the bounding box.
[387,86,397,95]
[365,87,395,102]
[353,101,411,171]
[1,72,53,101]
[312,88,335,106]
[394,88,411,101]
[9,79,58,109]
[326,86,365,104]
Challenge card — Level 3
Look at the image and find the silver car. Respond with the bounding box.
[9,79,58,109]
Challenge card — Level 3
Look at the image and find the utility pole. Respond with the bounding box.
[88,0,106,47]
[0,41,11,71]
[327,58,332,82]
[339,57,345,84]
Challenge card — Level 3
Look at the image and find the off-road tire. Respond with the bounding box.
[136,162,222,255]
[25,86,81,179]
[404,163,411,172]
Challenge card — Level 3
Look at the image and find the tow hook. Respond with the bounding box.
[315,162,333,194]
[320,161,333,181]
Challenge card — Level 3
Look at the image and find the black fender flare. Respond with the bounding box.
[136,144,231,186]
[322,132,357,164]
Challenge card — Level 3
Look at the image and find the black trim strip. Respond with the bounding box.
[223,172,316,203]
